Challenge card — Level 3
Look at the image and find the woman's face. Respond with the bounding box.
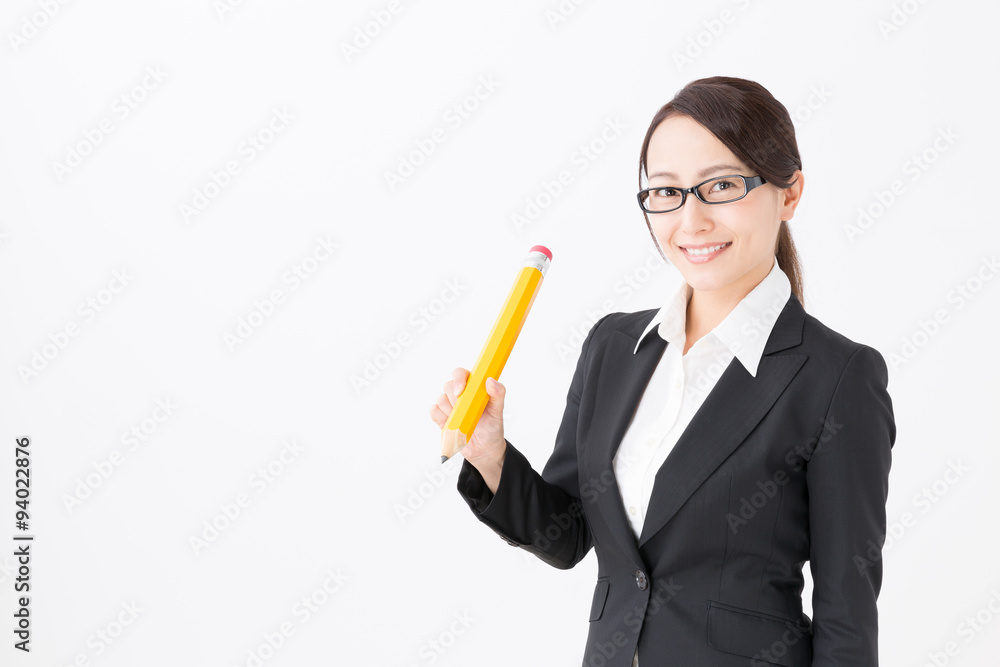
[644,114,802,301]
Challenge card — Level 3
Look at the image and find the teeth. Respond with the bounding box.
[684,242,729,256]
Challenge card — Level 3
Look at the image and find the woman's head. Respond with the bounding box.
[638,76,805,306]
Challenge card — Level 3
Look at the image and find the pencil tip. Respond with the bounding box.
[441,455,448,464]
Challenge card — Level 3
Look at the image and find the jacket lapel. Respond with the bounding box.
[586,324,668,559]
[586,294,808,554]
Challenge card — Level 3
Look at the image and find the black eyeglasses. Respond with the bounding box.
[637,174,767,213]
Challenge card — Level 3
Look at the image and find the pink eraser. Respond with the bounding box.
[529,245,552,260]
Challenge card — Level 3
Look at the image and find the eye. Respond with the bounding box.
[652,187,680,197]
[710,179,736,192]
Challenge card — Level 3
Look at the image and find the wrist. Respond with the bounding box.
[472,444,506,494]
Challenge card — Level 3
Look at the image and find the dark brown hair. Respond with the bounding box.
[638,76,805,307]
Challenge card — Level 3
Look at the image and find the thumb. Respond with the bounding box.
[483,377,505,418]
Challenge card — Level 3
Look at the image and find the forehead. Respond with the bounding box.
[646,115,746,179]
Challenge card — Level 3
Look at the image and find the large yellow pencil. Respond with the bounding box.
[440,245,552,463]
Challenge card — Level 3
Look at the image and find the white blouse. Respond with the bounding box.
[613,256,791,667]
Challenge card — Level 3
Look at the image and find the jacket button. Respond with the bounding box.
[495,530,518,546]
[635,570,648,591]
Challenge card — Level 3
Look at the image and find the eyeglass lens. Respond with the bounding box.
[643,176,748,211]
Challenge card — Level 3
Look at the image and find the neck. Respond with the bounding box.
[684,256,774,351]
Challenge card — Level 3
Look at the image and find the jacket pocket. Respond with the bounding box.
[707,600,811,666]
[589,578,610,622]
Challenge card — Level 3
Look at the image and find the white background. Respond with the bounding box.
[1,0,998,665]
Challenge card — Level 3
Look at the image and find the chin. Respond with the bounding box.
[685,277,729,292]
[677,267,734,288]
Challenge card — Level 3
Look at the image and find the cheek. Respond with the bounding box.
[649,216,677,239]
[649,221,678,249]
[716,206,770,240]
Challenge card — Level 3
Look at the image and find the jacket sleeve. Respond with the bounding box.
[455,313,611,570]
[807,345,896,666]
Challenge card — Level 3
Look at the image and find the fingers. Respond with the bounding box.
[444,367,470,404]
[451,366,469,396]
[483,377,505,417]
[429,401,448,428]
[430,367,470,428]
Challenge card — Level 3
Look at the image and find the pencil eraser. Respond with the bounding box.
[530,245,552,261]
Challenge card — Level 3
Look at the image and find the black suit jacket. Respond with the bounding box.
[456,292,896,666]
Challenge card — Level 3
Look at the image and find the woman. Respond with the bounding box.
[429,76,896,666]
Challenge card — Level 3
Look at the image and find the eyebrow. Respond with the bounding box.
[647,164,745,181]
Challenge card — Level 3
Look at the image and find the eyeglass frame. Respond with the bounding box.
[636,174,768,213]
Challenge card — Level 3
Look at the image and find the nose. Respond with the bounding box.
[676,192,713,234]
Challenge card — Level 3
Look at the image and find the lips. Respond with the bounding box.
[680,241,731,255]
[678,241,732,264]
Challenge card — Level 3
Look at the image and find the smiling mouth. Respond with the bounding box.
[680,242,732,256]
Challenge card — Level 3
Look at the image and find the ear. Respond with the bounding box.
[778,169,804,222]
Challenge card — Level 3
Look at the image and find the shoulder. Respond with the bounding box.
[798,305,889,384]
[592,298,889,378]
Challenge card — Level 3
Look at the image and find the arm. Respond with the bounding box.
[807,345,896,666]
[456,313,611,570]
